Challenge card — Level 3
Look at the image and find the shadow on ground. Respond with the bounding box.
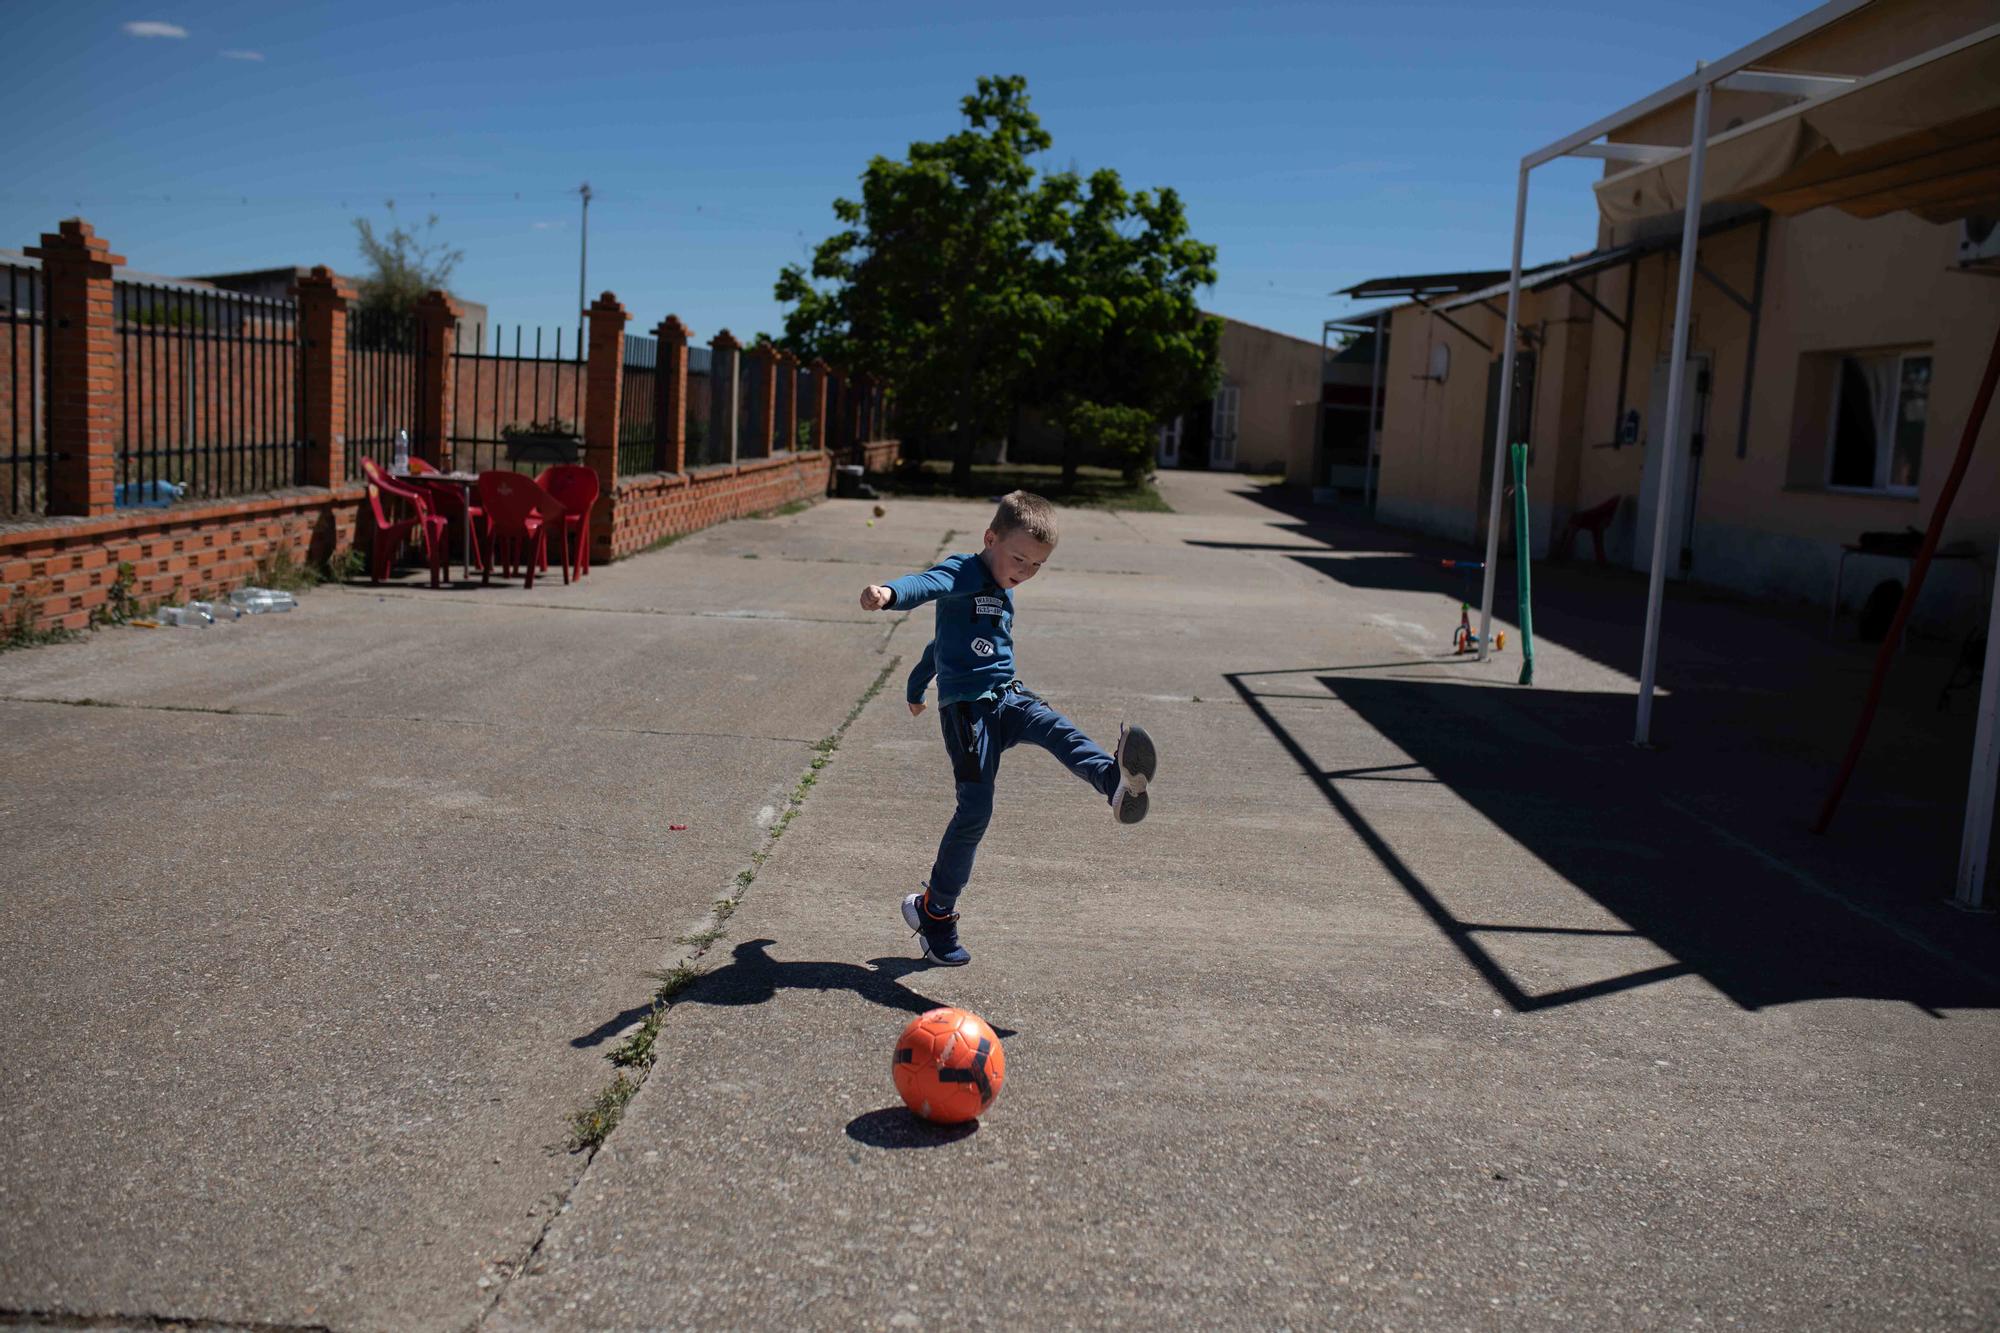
[573,939,1018,1052]
[1230,667,2000,1016]
[844,1106,980,1149]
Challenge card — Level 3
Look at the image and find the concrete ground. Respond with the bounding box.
[2,472,1995,1331]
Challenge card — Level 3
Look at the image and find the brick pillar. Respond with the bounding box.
[414,291,461,470]
[25,219,124,516]
[808,358,831,456]
[583,291,629,492]
[746,341,778,460]
[711,329,741,465]
[293,267,353,488]
[653,315,691,474]
[776,349,799,452]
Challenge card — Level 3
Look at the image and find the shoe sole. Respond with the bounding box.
[901,893,969,966]
[1113,725,1156,824]
[1117,724,1158,784]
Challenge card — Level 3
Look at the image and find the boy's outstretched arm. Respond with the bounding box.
[906,641,936,716]
[859,559,962,614]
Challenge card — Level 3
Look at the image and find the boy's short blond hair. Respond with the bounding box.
[990,491,1059,545]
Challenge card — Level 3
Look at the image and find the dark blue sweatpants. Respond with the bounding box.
[926,687,1118,914]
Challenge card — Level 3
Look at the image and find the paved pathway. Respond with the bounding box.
[2,473,1995,1330]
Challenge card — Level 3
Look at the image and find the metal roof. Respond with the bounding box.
[1333,269,1524,301]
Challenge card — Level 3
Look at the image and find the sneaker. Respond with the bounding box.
[1110,723,1156,825]
[901,890,970,966]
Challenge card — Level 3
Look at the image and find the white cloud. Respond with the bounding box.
[123,20,188,38]
[220,49,264,61]
[532,221,565,231]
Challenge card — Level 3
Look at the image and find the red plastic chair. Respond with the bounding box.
[363,480,448,586]
[476,471,568,589]
[1556,495,1620,565]
[411,477,486,581]
[536,464,600,581]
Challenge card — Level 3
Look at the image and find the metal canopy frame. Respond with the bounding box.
[1475,0,1995,907]
[1475,0,1876,750]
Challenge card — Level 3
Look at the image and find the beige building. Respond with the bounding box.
[1347,0,2000,630]
[1156,315,1323,478]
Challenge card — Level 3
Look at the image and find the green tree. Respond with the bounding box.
[352,200,464,319]
[777,75,1218,490]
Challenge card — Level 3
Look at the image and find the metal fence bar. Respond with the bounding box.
[619,333,658,476]
[446,322,591,476]
[346,308,422,474]
[112,279,303,503]
[3,264,42,516]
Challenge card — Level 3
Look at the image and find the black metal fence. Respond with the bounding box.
[114,279,305,502]
[618,333,658,476]
[346,306,425,476]
[784,364,808,452]
[686,345,722,468]
[449,323,586,475]
[2,262,45,519]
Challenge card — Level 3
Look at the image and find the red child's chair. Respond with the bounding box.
[1556,495,1621,566]
[363,478,448,586]
[476,471,568,589]
[536,464,600,581]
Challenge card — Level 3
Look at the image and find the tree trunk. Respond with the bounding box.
[951,369,976,491]
[1061,425,1080,492]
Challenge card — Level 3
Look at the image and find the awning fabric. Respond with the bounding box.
[1595,24,2000,226]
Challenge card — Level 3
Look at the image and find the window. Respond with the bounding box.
[1827,351,1929,495]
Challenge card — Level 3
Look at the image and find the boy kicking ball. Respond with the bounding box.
[858,491,1157,966]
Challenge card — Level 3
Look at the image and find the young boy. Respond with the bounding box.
[858,491,1156,966]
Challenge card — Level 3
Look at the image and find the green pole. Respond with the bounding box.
[1510,442,1535,686]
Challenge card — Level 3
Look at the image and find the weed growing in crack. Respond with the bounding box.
[562,656,902,1154]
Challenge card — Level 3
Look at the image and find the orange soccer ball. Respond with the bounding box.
[892,1007,1006,1124]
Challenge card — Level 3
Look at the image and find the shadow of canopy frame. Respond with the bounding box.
[1474,0,2000,908]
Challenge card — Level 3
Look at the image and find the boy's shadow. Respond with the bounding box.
[572,938,1018,1051]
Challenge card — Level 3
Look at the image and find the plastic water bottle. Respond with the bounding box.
[393,429,411,474]
[228,587,298,614]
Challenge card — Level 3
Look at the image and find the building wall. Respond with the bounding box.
[1374,200,1996,630]
[1214,317,1322,478]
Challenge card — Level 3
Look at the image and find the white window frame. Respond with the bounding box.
[1158,414,1182,466]
[1824,348,1930,498]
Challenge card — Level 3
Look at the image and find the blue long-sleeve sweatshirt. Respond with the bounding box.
[887,553,1016,707]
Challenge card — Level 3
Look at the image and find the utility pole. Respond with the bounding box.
[577,181,593,325]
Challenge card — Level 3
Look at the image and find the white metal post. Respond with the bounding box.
[1956,572,2000,908]
[1478,168,1530,663]
[1634,75,1713,747]
[1366,311,1386,510]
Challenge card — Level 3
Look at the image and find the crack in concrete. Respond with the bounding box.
[471,656,904,1329]
[0,697,820,746]
[0,1305,332,1332]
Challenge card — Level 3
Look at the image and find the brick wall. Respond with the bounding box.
[859,440,901,473]
[607,453,833,560]
[0,488,362,632]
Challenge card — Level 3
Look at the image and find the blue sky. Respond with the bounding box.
[2,0,1811,344]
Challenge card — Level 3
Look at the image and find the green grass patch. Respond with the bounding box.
[753,499,813,519]
[888,461,1170,513]
[567,1074,639,1152]
[254,546,322,592]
